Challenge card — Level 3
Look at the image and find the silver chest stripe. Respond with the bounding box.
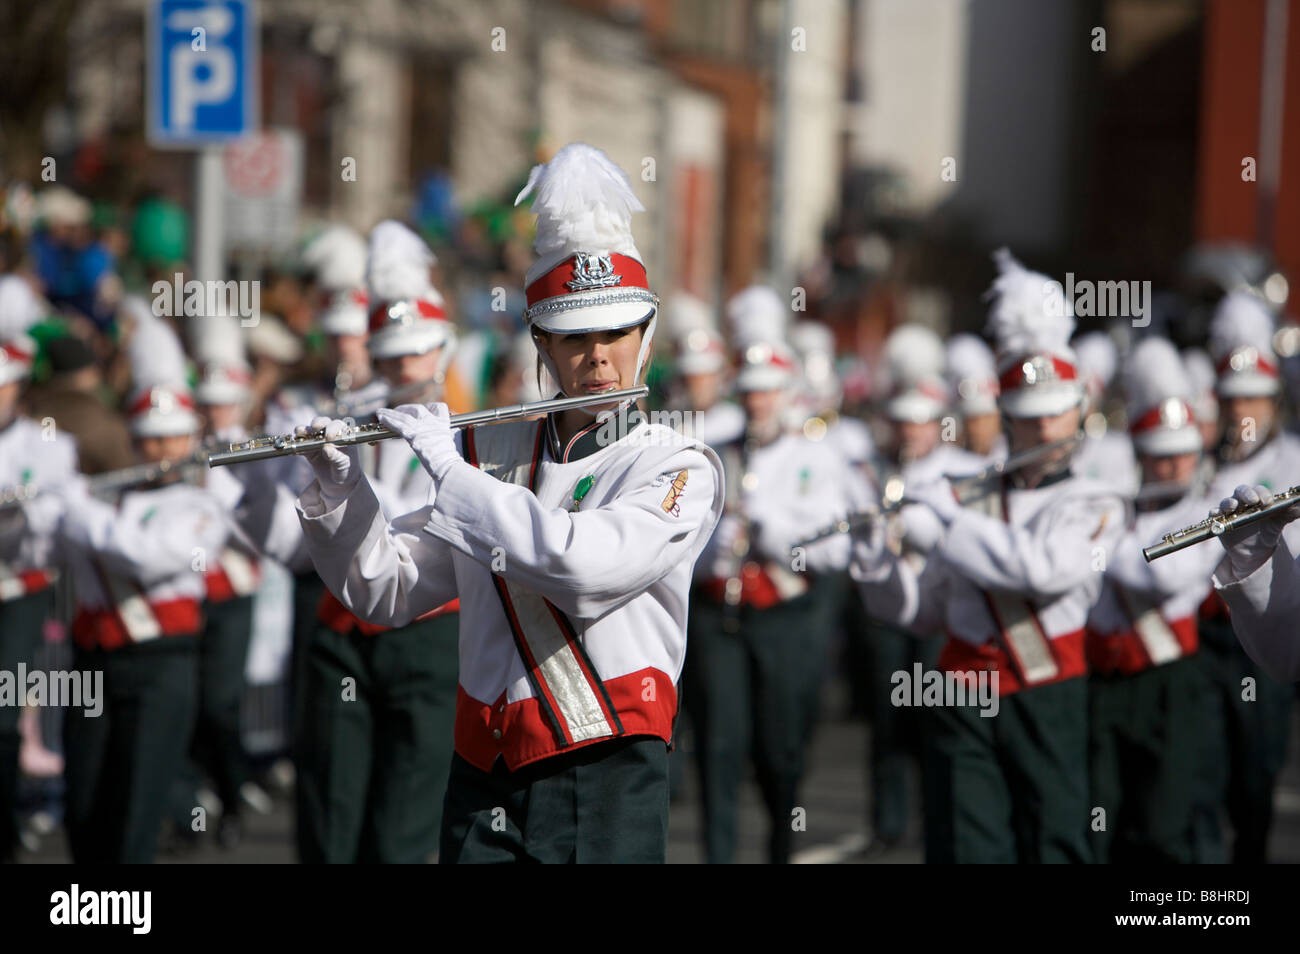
[1117,586,1184,666]
[507,583,614,742]
[471,420,615,743]
[970,490,1060,684]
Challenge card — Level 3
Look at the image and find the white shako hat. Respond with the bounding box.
[514,143,659,395]
[0,275,45,387]
[788,320,841,409]
[880,323,949,423]
[1209,290,1280,398]
[727,285,796,391]
[985,247,1083,419]
[1073,331,1118,405]
[125,312,199,438]
[302,225,370,337]
[192,300,252,406]
[666,291,726,376]
[1124,336,1201,457]
[945,333,999,417]
[1182,347,1219,426]
[364,221,457,369]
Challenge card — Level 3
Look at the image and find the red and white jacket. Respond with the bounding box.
[853,470,1127,695]
[298,414,724,771]
[0,416,78,602]
[57,483,228,651]
[1086,489,1228,676]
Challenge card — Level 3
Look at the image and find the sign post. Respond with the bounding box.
[146,0,258,283]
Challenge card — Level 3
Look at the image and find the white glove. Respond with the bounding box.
[898,502,945,554]
[22,491,68,538]
[1214,483,1300,578]
[849,508,888,572]
[296,417,361,500]
[906,478,962,526]
[375,403,460,482]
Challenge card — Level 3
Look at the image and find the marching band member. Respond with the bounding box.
[851,249,1127,863]
[297,143,724,863]
[1071,331,1139,496]
[192,343,264,849]
[664,291,744,448]
[54,316,228,863]
[687,285,856,864]
[0,275,77,862]
[857,323,983,854]
[945,333,1004,461]
[1084,336,1226,862]
[1210,487,1300,681]
[290,221,461,863]
[1194,290,1300,863]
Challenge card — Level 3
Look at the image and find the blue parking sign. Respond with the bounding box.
[147,0,258,147]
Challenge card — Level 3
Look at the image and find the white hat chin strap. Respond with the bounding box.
[536,313,657,418]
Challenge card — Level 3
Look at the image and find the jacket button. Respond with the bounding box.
[498,704,505,714]
[492,729,502,740]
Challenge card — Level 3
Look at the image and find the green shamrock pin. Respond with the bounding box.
[573,474,596,510]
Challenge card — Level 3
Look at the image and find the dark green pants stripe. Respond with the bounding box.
[64,635,199,863]
[1196,617,1294,864]
[294,613,458,863]
[440,735,669,863]
[0,590,49,861]
[921,676,1089,863]
[1088,655,1206,863]
[684,578,837,864]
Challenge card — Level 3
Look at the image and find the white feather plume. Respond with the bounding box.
[365,220,443,306]
[884,323,946,385]
[663,291,717,340]
[1073,331,1118,389]
[726,285,788,348]
[1123,335,1190,418]
[128,313,191,392]
[514,143,644,265]
[1208,290,1276,362]
[945,333,996,383]
[788,321,835,360]
[984,247,1074,364]
[0,275,46,340]
[302,225,368,291]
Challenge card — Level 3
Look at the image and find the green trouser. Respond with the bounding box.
[294,612,458,863]
[0,590,49,861]
[1196,617,1294,864]
[921,675,1089,864]
[440,736,669,863]
[1088,656,1206,863]
[685,578,836,864]
[64,635,199,863]
[290,570,328,750]
[192,595,255,814]
[865,619,942,844]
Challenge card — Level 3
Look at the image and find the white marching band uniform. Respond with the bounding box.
[299,413,722,767]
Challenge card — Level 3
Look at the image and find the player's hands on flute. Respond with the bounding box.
[1213,483,1300,577]
[297,417,362,499]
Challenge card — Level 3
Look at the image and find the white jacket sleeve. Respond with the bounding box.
[849,544,948,635]
[297,474,458,627]
[1212,537,1300,682]
[61,492,228,586]
[940,493,1125,599]
[420,449,722,620]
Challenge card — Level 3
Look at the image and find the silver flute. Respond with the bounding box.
[0,453,209,513]
[1142,485,1300,562]
[207,386,650,467]
[792,433,1082,550]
